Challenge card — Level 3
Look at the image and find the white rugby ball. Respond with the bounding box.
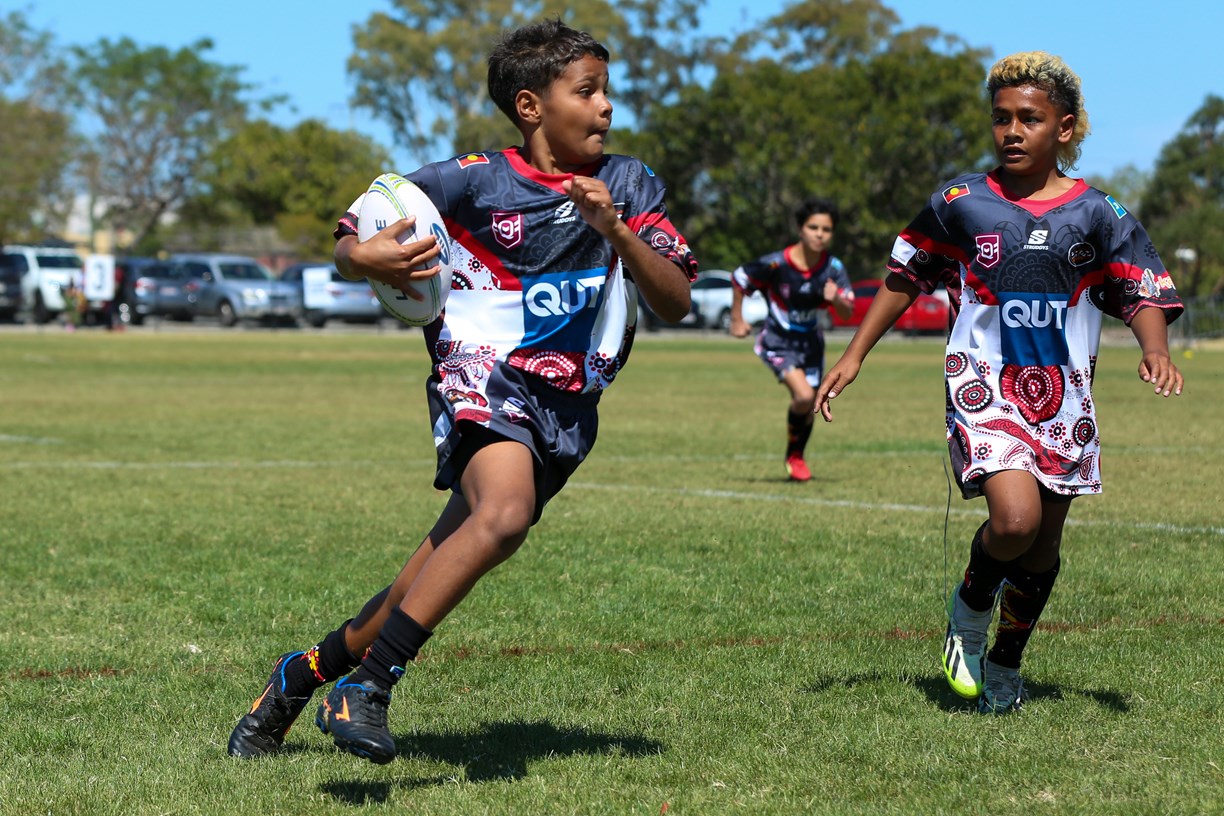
[357,173,452,326]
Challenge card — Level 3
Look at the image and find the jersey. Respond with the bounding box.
[337,148,697,410]
[732,246,851,335]
[890,171,1182,497]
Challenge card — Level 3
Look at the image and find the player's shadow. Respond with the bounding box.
[801,671,1130,713]
[319,719,664,803]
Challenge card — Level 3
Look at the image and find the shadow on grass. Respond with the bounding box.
[801,671,1131,713]
[319,719,664,803]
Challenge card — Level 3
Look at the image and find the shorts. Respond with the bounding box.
[962,469,1077,505]
[427,361,600,524]
[753,325,826,386]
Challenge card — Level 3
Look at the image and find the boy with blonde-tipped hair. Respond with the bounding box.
[816,52,1184,714]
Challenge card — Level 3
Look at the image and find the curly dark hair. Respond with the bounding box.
[487,19,610,126]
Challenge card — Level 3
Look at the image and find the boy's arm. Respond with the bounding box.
[1129,306,1184,396]
[728,284,751,337]
[334,217,443,301]
[815,273,919,421]
[564,175,691,323]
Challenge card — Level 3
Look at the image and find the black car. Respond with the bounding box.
[0,254,23,321]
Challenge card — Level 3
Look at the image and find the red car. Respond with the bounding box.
[831,278,951,334]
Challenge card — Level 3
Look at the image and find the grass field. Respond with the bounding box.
[1,328,1220,815]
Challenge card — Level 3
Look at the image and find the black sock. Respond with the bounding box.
[958,521,1011,612]
[786,410,813,458]
[350,608,433,692]
[282,620,361,697]
[988,558,1061,669]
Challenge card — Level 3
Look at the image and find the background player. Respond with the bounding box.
[227,18,696,763]
[814,51,1183,714]
[729,198,854,481]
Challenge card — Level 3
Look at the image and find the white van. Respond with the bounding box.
[1,244,87,324]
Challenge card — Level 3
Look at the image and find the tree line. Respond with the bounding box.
[1,1,1220,293]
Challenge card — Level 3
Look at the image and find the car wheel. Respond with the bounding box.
[308,312,327,328]
[217,300,237,327]
[717,308,733,331]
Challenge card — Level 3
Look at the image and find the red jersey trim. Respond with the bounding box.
[782,245,828,278]
[503,146,600,193]
[985,171,1090,218]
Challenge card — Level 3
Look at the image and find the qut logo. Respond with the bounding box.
[1002,297,1067,329]
[522,269,609,349]
[526,274,606,317]
[999,292,1070,366]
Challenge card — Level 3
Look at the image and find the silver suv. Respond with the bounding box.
[172,253,297,327]
[2,244,88,324]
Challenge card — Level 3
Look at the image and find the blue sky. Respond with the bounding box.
[23,0,1220,187]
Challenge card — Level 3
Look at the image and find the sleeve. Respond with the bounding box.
[1092,210,1184,325]
[829,256,852,292]
[333,192,366,240]
[732,256,774,295]
[623,161,699,282]
[887,192,967,295]
[333,162,451,242]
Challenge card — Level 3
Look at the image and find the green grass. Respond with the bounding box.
[1,328,1220,815]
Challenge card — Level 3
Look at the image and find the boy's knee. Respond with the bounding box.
[473,499,534,549]
[988,514,1041,549]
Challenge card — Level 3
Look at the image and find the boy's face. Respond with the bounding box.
[798,213,834,255]
[991,84,1074,177]
[535,55,613,171]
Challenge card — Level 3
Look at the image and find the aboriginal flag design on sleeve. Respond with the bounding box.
[888,171,1182,498]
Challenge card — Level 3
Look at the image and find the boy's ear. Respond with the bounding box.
[515,89,542,125]
[1057,112,1076,144]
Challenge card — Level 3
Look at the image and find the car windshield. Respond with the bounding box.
[37,254,83,268]
[218,263,271,281]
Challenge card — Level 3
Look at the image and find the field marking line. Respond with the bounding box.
[2,457,1218,537]
[566,481,1224,538]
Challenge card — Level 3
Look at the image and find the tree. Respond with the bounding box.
[622,2,991,276]
[184,119,392,258]
[67,37,264,252]
[346,0,709,163]
[1140,95,1224,296]
[0,10,76,245]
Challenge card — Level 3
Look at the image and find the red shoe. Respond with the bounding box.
[785,453,811,482]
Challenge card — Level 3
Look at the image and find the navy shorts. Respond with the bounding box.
[753,325,826,386]
[427,361,600,524]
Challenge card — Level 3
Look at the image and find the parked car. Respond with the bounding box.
[830,277,951,334]
[171,253,297,327]
[2,244,89,324]
[689,270,769,330]
[114,257,197,325]
[280,262,382,327]
[0,254,24,321]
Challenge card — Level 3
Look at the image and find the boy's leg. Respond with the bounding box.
[981,497,1070,714]
[781,368,815,481]
[319,440,537,764]
[945,470,1044,699]
[228,494,471,759]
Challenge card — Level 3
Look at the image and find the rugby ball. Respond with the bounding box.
[357,173,452,326]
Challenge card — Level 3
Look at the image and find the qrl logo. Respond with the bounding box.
[1002,298,1068,329]
[975,234,1001,269]
[526,275,606,317]
[492,211,523,249]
